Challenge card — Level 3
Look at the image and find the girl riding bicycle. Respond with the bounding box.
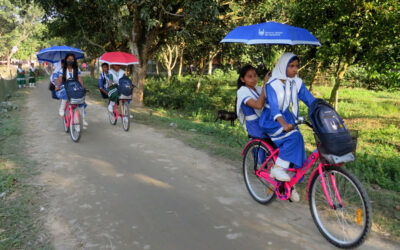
[107,64,125,112]
[236,64,302,201]
[259,52,315,185]
[56,53,88,126]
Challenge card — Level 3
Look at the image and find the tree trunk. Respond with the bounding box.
[156,62,159,75]
[132,63,147,106]
[178,51,183,77]
[207,50,219,75]
[207,59,213,75]
[167,68,172,79]
[161,45,178,81]
[7,54,12,72]
[329,62,349,107]
[90,58,96,78]
[309,62,321,92]
[196,58,205,93]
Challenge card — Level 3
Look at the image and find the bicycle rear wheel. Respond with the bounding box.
[70,107,82,142]
[122,102,130,131]
[243,141,276,204]
[308,165,371,248]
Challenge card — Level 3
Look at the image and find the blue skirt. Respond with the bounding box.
[273,130,306,168]
[259,109,306,168]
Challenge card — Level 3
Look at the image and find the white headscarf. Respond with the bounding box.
[270,52,300,117]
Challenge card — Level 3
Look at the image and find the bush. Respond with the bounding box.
[144,72,239,121]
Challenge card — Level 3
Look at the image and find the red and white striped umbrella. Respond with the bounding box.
[99,52,139,65]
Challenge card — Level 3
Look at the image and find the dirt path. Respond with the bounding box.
[25,79,399,250]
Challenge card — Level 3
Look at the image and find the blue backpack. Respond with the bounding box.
[308,99,355,156]
[64,79,85,104]
[118,76,134,97]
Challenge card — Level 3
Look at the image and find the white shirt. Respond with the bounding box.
[109,69,125,84]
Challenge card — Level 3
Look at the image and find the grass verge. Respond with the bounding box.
[0,89,51,249]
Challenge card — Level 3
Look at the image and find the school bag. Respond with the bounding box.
[107,85,119,102]
[118,76,134,99]
[64,79,85,104]
[308,98,356,160]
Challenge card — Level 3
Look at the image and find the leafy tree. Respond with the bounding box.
[37,0,124,78]
[159,44,179,80]
[0,0,44,70]
[37,0,224,104]
[289,0,400,105]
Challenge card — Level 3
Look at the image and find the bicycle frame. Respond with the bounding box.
[242,139,343,209]
[112,99,128,120]
[63,101,80,127]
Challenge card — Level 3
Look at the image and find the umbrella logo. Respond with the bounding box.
[258,29,265,36]
[265,32,283,37]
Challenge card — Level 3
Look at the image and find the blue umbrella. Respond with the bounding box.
[221,21,320,46]
[36,46,85,63]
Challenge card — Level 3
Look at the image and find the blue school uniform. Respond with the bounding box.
[259,79,315,168]
[56,69,81,100]
[98,72,110,92]
[237,86,268,165]
[50,70,60,99]
[238,86,266,138]
[98,72,110,99]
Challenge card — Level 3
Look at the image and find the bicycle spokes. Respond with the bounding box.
[309,167,371,247]
[69,107,82,142]
[243,142,276,204]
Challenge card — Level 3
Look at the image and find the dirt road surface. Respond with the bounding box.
[24,80,399,249]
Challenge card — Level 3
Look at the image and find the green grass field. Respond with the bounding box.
[83,74,400,239]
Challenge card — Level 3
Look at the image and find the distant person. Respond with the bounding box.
[28,62,36,87]
[107,64,125,112]
[81,62,87,72]
[98,63,111,99]
[259,52,316,202]
[16,64,26,88]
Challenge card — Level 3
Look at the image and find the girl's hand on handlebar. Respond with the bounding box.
[283,123,294,132]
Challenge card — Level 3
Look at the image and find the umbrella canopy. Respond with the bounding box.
[99,52,139,66]
[36,46,85,63]
[221,21,321,46]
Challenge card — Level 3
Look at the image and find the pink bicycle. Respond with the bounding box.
[62,100,83,142]
[108,99,130,131]
[242,118,371,248]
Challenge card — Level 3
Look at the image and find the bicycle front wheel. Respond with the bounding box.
[70,107,82,142]
[309,165,371,248]
[243,141,276,204]
[108,110,117,125]
[63,105,69,133]
[122,102,130,131]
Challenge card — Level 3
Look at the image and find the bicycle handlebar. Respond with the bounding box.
[294,117,313,129]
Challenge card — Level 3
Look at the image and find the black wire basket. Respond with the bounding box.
[314,130,358,163]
